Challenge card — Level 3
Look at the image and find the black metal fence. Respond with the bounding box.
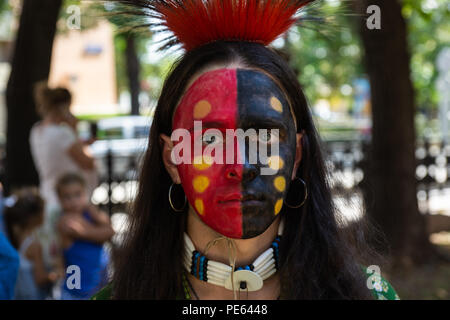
[325,139,450,217]
[92,139,450,217]
[0,139,449,217]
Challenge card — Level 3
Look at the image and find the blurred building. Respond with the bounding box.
[49,20,118,116]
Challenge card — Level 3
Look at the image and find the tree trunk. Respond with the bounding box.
[125,32,140,115]
[355,0,431,268]
[5,0,62,194]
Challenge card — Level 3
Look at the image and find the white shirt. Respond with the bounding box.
[29,122,98,208]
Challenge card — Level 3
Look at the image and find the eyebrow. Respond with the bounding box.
[202,121,228,129]
[240,116,289,131]
[187,121,229,132]
[186,118,289,132]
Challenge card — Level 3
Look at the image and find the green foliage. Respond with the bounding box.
[287,14,364,112]
[53,0,449,119]
[282,0,450,121]
[402,0,450,113]
[0,0,9,12]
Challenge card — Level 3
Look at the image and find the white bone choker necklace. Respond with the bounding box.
[183,221,283,292]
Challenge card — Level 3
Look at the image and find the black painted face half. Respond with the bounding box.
[173,68,297,239]
[236,69,297,238]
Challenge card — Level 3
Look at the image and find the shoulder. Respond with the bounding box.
[29,122,41,135]
[53,123,77,138]
[57,214,75,235]
[91,283,114,300]
[29,122,43,143]
[363,266,400,300]
[39,123,76,142]
[57,214,70,228]
[86,205,110,224]
[25,239,42,261]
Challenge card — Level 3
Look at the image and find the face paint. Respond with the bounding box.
[172,68,297,239]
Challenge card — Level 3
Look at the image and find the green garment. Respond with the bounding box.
[90,267,400,300]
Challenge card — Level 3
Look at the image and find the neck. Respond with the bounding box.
[186,208,280,268]
[185,208,281,300]
[42,116,59,125]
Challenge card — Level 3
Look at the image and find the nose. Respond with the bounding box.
[240,136,259,183]
[242,161,258,183]
[225,165,242,181]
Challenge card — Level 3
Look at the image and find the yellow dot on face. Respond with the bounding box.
[193,155,213,171]
[195,199,205,215]
[274,176,286,192]
[267,156,284,171]
[193,100,212,119]
[193,175,210,193]
[270,96,283,113]
[274,199,283,215]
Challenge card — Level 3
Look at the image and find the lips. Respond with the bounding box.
[241,193,266,207]
[241,193,264,202]
[217,192,265,205]
[217,193,242,204]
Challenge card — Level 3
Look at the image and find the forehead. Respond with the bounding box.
[173,68,291,129]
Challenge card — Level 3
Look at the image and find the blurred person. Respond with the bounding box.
[56,173,113,300]
[29,82,98,269]
[0,231,19,300]
[0,183,6,233]
[3,188,61,300]
[0,182,19,300]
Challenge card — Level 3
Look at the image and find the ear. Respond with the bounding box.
[291,131,304,180]
[160,134,181,185]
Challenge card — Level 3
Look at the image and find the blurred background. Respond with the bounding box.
[0,0,448,299]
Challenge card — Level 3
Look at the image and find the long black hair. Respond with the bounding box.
[4,187,44,249]
[112,40,376,299]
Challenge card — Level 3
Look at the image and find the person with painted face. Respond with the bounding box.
[93,0,399,300]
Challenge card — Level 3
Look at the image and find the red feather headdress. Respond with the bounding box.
[116,0,318,52]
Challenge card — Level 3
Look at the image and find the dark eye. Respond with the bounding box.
[260,131,271,142]
[202,132,223,146]
[204,135,216,144]
[259,129,279,144]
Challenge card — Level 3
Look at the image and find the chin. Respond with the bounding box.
[240,203,277,239]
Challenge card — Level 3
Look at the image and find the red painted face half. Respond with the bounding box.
[172,68,297,239]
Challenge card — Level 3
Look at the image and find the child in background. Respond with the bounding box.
[56,173,114,300]
[3,188,61,300]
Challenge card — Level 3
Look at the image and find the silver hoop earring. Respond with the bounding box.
[284,177,308,209]
[168,183,187,212]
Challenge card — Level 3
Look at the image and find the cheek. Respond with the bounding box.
[61,197,70,206]
[178,157,244,238]
[261,144,296,197]
[178,161,224,208]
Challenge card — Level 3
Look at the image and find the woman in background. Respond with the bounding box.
[29,83,98,271]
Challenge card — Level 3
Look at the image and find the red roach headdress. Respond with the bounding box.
[117,0,317,52]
